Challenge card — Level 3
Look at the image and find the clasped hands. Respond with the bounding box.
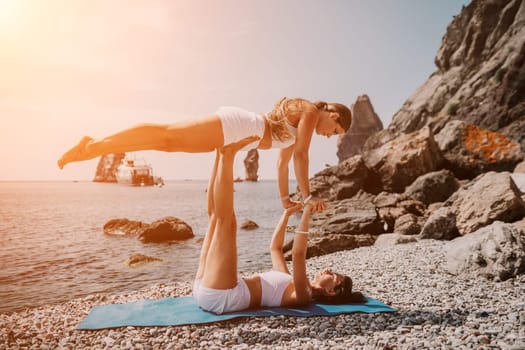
[282,196,328,214]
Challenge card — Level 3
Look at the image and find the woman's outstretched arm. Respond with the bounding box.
[277,145,298,209]
[291,205,313,305]
[293,110,327,213]
[270,203,302,274]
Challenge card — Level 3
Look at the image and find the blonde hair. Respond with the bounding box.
[265,98,353,141]
[265,97,295,142]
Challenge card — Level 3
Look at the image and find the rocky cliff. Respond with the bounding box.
[293,0,525,277]
[377,0,525,150]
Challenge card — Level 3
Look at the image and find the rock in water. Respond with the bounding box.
[138,217,194,243]
[244,149,259,182]
[103,218,146,236]
[125,253,163,267]
[93,153,125,183]
[240,220,259,230]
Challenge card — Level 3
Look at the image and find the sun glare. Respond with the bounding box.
[0,0,23,36]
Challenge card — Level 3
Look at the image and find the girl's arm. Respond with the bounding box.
[277,145,296,209]
[293,110,316,201]
[291,205,313,305]
[293,107,327,212]
[269,204,302,274]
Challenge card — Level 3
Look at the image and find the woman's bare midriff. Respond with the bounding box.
[243,275,262,309]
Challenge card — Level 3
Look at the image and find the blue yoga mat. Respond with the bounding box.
[77,296,395,330]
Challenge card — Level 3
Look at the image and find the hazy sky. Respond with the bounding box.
[1,0,469,181]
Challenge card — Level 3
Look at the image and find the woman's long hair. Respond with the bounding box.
[265,97,295,142]
[312,276,366,304]
[314,101,352,132]
[266,98,353,142]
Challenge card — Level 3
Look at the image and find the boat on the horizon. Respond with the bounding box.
[116,158,164,187]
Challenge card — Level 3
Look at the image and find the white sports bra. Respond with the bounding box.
[258,270,293,307]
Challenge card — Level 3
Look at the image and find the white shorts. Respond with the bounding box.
[216,106,265,150]
[193,278,251,314]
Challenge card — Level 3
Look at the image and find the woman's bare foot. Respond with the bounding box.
[57,136,93,169]
[220,136,260,156]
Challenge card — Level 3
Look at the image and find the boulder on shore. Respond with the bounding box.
[403,169,460,205]
[448,171,525,235]
[363,126,443,193]
[435,120,523,179]
[308,155,370,201]
[443,221,525,281]
[310,194,383,236]
[283,233,376,260]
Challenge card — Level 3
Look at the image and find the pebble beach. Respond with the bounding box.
[1,240,524,350]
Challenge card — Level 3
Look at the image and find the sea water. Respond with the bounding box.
[0,180,296,313]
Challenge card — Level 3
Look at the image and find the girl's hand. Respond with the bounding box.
[284,202,302,216]
[282,198,301,210]
[307,196,328,213]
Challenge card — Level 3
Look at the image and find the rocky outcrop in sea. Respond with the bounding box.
[103,216,194,243]
[93,153,125,183]
[244,149,259,182]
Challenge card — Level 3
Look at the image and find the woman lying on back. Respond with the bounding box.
[192,135,364,314]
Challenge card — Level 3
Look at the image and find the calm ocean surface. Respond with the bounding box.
[0,180,297,314]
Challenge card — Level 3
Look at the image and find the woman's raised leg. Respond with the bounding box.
[57,116,224,169]
[200,136,260,289]
[195,149,220,280]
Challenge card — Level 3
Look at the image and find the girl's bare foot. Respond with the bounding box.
[220,136,260,155]
[57,136,93,169]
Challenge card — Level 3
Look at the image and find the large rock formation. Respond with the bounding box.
[289,1,525,269]
[302,123,525,258]
[381,0,525,151]
[337,95,384,162]
[93,153,125,183]
[243,149,259,181]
